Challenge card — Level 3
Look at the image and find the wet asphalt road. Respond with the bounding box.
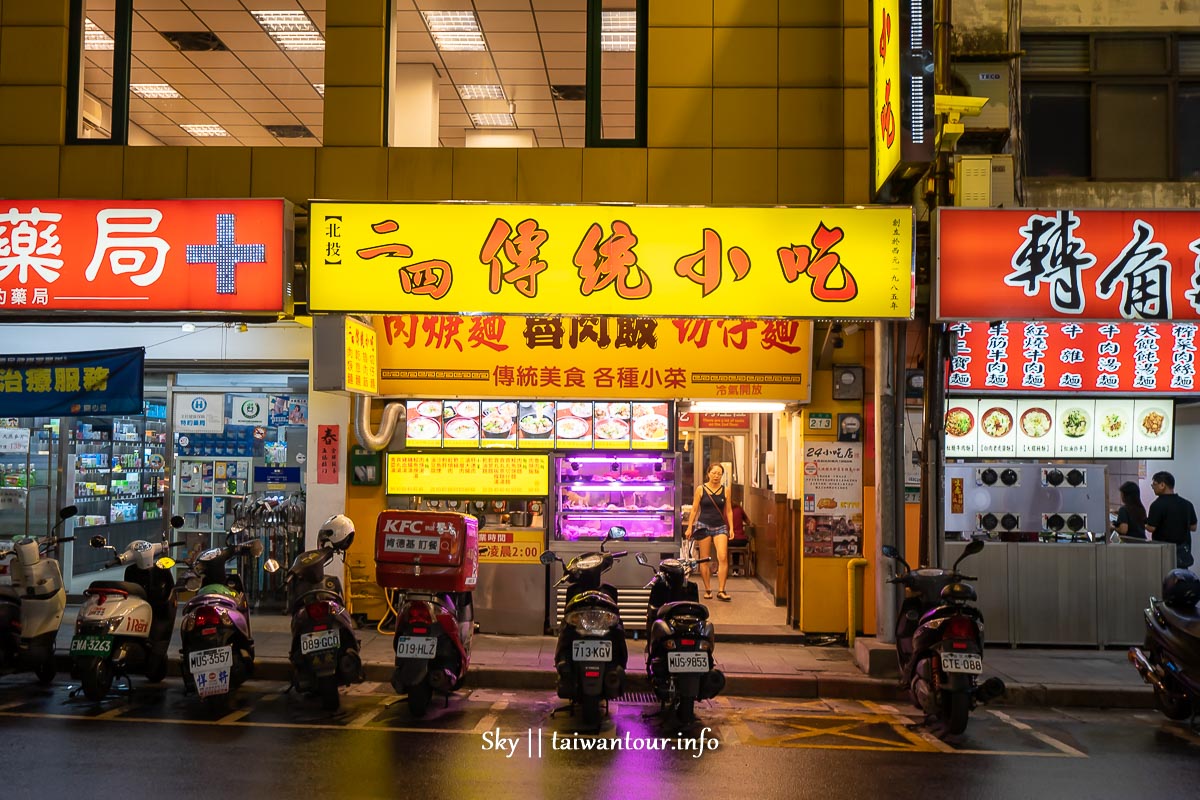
[4,676,1200,800]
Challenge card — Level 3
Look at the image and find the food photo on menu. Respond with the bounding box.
[630,402,670,445]
[406,400,443,444]
[1019,406,1052,439]
[517,401,556,445]
[479,401,518,446]
[555,401,593,448]
[944,405,974,438]
[592,401,632,446]
[441,400,481,447]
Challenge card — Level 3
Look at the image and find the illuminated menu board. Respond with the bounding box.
[404,398,671,450]
[386,453,550,496]
[944,398,1174,460]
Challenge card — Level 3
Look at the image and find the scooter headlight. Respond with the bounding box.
[564,608,619,636]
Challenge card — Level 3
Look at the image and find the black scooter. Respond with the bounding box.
[883,540,1005,737]
[540,526,629,730]
[635,552,725,724]
[1129,569,1200,723]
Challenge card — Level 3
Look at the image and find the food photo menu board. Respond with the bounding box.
[404,399,671,450]
[944,398,1175,460]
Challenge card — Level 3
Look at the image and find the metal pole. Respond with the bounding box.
[874,321,899,643]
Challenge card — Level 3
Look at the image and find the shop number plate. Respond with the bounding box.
[188,646,233,673]
[395,636,437,659]
[70,635,112,656]
[940,652,983,674]
[668,651,709,673]
[300,629,341,655]
[572,640,612,662]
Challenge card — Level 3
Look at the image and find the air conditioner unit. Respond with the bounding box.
[955,62,1010,130]
[954,154,1015,208]
[80,92,110,137]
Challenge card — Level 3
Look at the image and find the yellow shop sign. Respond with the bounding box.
[310,203,913,320]
[374,314,813,402]
[872,0,901,193]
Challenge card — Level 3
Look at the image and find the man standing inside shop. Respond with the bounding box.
[1145,471,1197,570]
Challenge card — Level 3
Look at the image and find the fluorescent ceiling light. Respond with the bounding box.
[84,19,114,51]
[131,83,181,99]
[601,10,636,52]
[459,84,506,100]
[313,83,325,96]
[422,10,486,52]
[181,124,229,138]
[470,113,515,128]
[251,10,325,51]
[688,401,786,414]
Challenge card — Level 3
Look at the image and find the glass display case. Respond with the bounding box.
[553,454,679,541]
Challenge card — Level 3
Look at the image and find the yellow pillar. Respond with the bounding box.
[323,0,388,147]
[0,0,70,145]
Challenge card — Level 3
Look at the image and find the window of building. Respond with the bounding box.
[69,0,325,146]
[1021,33,1200,181]
[392,0,645,148]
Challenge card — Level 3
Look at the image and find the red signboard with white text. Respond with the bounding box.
[937,208,1200,322]
[0,199,292,315]
[946,320,1199,393]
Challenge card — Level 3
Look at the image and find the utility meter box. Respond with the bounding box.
[374,510,478,592]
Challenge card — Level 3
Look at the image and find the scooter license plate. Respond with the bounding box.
[188,645,233,674]
[667,651,709,673]
[395,636,437,659]
[940,652,983,674]
[70,635,112,656]
[572,640,612,662]
[300,629,341,655]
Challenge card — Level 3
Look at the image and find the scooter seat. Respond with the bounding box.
[86,580,147,600]
[656,601,709,621]
[1160,602,1200,639]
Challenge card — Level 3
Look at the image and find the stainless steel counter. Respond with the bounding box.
[943,539,1174,646]
[473,526,548,636]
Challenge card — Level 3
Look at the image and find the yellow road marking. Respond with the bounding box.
[860,700,950,753]
[217,708,253,723]
[0,708,479,735]
[473,714,499,734]
[95,705,130,720]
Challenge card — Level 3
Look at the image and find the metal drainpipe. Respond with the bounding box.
[847,557,869,648]
[353,394,406,452]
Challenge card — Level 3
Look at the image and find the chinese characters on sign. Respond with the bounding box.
[478,529,544,565]
[0,347,144,417]
[802,442,864,559]
[310,203,914,320]
[317,424,339,485]
[345,317,378,395]
[0,200,288,314]
[872,0,901,191]
[947,321,1198,393]
[938,208,1200,322]
[385,453,549,497]
[375,314,813,402]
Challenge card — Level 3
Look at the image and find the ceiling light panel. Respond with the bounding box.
[131,83,182,99]
[181,124,230,137]
[601,10,636,52]
[85,19,114,51]
[313,83,325,96]
[423,10,487,52]
[251,10,325,51]
[471,113,515,128]
[458,84,506,100]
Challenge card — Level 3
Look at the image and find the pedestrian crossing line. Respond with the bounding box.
[989,709,1087,758]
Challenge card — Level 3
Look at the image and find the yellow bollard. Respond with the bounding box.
[846,558,869,647]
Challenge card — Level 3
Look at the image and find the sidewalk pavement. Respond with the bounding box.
[51,606,1154,710]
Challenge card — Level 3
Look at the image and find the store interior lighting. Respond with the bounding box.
[601,10,637,51]
[84,19,114,50]
[687,401,787,413]
[250,10,325,51]
[422,10,487,52]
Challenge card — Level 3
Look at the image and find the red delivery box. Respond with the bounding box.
[374,510,479,592]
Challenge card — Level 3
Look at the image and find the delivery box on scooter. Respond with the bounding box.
[374,510,479,592]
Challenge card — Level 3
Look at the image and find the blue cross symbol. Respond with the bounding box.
[186,214,266,295]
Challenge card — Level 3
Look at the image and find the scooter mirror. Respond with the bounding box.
[881,545,900,559]
[539,551,558,566]
[89,535,108,549]
[170,515,186,529]
[185,575,202,592]
[249,539,265,558]
[606,526,627,540]
[635,552,649,566]
[59,506,78,520]
[965,539,985,556]
[263,558,281,574]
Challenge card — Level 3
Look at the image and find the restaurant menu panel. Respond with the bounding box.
[944,398,1174,459]
[386,453,549,496]
[403,398,671,451]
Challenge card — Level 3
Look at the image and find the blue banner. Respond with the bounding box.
[254,466,302,484]
[0,347,144,416]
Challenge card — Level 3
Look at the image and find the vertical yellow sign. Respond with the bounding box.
[344,316,378,395]
[872,0,901,194]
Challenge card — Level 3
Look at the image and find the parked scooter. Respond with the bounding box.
[634,551,725,724]
[540,526,629,730]
[72,516,187,701]
[279,514,363,711]
[177,525,272,712]
[883,540,1005,737]
[0,506,77,684]
[1129,568,1200,722]
[391,590,474,716]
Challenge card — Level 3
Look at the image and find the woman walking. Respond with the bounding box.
[684,462,734,602]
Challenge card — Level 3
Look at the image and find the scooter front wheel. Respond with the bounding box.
[407,682,433,717]
[79,657,113,702]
